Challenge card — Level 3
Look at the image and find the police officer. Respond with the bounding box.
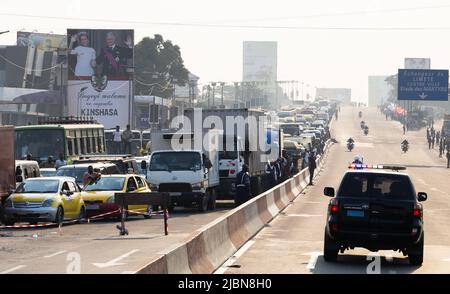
[235,164,251,207]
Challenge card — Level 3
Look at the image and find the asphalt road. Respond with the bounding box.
[0,203,233,274]
[221,106,450,274]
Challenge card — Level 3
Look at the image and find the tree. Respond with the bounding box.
[134,34,189,98]
[385,74,398,103]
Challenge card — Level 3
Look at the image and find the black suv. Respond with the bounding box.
[323,168,427,265]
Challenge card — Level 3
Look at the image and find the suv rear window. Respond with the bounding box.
[338,173,415,200]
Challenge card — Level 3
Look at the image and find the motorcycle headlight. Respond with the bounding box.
[106,196,115,204]
[42,198,54,207]
[4,197,13,208]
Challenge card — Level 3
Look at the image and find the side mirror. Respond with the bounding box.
[141,160,147,171]
[418,192,427,202]
[324,187,335,197]
[62,190,73,196]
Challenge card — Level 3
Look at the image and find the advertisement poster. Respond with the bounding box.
[66,29,134,129]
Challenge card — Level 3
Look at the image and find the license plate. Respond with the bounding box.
[347,210,364,217]
[86,204,100,210]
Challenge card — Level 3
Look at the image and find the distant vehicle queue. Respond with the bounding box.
[0,98,338,226]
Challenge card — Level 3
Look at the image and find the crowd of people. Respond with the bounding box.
[426,126,450,168]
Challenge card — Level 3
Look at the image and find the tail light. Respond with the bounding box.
[413,203,422,218]
[330,198,339,214]
[230,170,236,175]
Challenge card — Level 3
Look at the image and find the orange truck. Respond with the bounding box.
[0,125,15,204]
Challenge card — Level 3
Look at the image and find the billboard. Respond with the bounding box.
[405,58,431,70]
[243,41,277,82]
[67,29,134,129]
[398,69,449,101]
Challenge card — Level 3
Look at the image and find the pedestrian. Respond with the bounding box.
[428,136,432,150]
[308,152,317,186]
[436,131,440,145]
[41,156,55,168]
[26,153,32,161]
[15,166,23,184]
[431,134,435,149]
[55,153,67,169]
[265,161,277,189]
[235,164,251,207]
[426,128,430,141]
[439,138,444,158]
[121,124,133,155]
[403,124,406,135]
[274,159,282,184]
[447,150,450,169]
[113,125,122,154]
[83,165,101,187]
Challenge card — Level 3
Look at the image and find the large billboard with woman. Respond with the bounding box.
[66,29,134,129]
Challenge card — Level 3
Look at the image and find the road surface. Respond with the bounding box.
[221,106,450,274]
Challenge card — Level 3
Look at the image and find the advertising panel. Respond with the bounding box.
[66,29,134,129]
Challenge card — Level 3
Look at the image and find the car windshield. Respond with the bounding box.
[16,180,59,193]
[219,151,238,160]
[55,167,87,184]
[338,173,415,200]
[41,170,56,177]
[84,177,125,191]
[150,152,202,171]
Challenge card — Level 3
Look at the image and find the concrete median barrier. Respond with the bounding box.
[136,140,334,274]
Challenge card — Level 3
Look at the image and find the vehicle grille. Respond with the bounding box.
[219,170,229,177]
[13,202,42,208]
[84,200,104,205]
[159,183,192,193]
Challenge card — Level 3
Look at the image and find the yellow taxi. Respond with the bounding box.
[3,177,85,225]
[81,174,152,219]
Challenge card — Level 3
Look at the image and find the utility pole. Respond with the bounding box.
[234,82,239,107]
[220,82,225,107]
[211,82,216,107]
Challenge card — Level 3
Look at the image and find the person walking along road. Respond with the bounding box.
[235,164,251,207]
[308,152,317,186]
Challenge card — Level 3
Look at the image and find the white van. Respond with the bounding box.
[15,160,41,186]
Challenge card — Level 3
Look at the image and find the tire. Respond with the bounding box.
[323,230,339,262]
[207,189,217,211]
[4,220,15,226]
[408,233,424,266]
[198,193,209,213]
[54,207,64,224]
[144,205,153,219]
[77,206,86,223]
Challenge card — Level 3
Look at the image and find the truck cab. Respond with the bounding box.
[147,131,220,212]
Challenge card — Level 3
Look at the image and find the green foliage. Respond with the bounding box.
[134,34,189,98]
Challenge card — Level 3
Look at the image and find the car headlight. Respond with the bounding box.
[42,198,54,207]
[4,197,13,208]
[150,184,159,191]
[191,183,203,191]
[106,196,115,204]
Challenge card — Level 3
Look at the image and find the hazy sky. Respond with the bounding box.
[2,0,450,102]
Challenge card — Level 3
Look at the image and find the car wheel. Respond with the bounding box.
[78,206,86,223]
[144,205,153,219]
[207,189,217,211]
[408,233,424,266]
[198,194,208,213]
[323,230,339,262]
[54,207,64,224]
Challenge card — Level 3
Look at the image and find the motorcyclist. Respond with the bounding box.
[364,125,369,134]
[352,155,363,164]
[347,137,355,144]
[360,121,365,129]
[401,139,409,150]
[358,111,362,118]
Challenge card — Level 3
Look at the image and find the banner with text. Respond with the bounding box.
[67,29,134,129]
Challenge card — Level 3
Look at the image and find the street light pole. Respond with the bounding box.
[220,82,225,107]
[211,82,216,107]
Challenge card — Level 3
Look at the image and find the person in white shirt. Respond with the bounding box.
[69,32,96,77]
[113,125,122,154]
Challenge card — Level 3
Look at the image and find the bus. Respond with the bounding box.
[14,117,106,166]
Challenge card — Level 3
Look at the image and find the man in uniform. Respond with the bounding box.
[96,32,133,77]
[235,164,251,207]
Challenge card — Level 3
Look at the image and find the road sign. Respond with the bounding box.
[398,69,449,101]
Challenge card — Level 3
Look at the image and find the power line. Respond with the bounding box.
[3,12,450,31]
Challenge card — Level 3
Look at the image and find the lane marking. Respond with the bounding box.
[303,252,321,270]
[0,265,26,274]
[92,249,140,268]
[304,201,322,204]
[121,271,135,274]
[214,240,256,274]
[44,250,67,258]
